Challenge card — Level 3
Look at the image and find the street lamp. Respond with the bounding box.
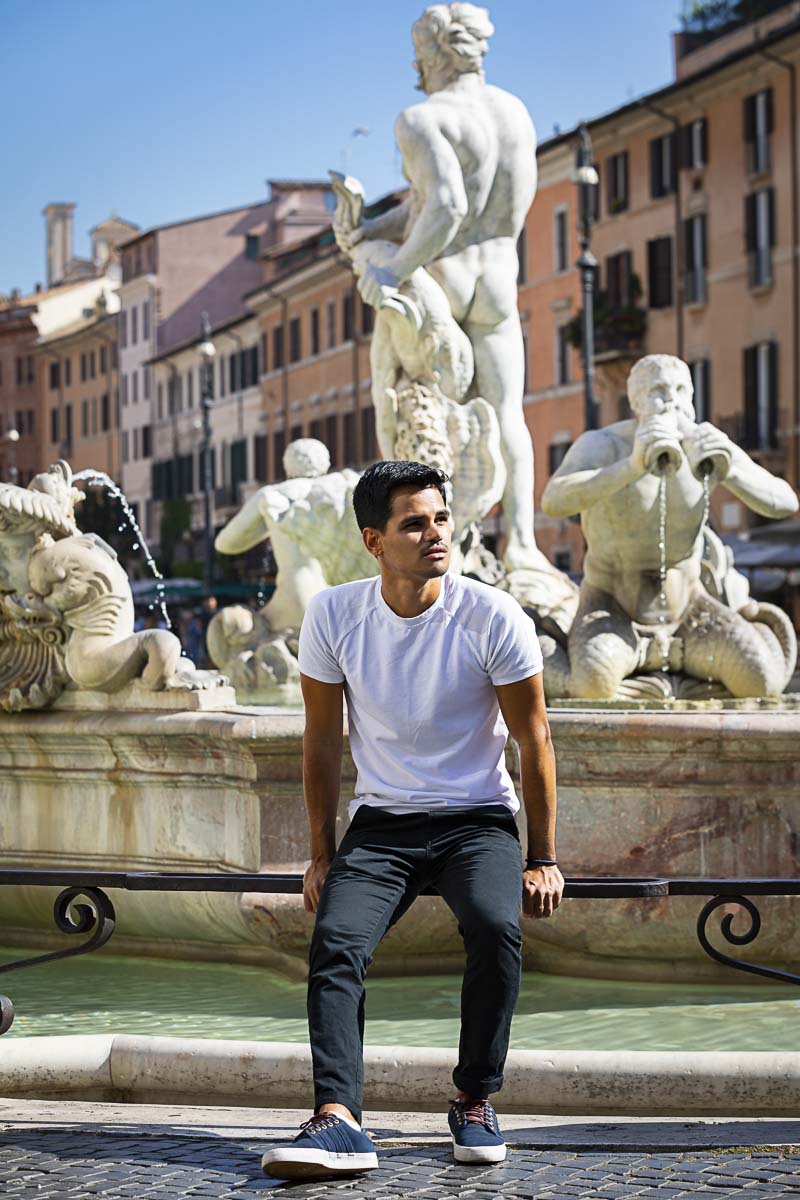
[198,313,216,594]
[573,122,599,432]
[1,429,20,485]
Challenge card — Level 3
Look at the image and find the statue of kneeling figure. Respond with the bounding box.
[541,354,799,701]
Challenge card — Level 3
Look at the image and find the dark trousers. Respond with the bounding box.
[307,804,524,1123]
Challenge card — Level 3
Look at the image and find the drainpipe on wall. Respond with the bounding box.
[758,45,800,491]
[639,100,684,361]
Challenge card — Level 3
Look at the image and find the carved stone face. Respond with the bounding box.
[627,355,696,425]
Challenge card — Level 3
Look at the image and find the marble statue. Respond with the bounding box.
[0,462,214,711]
[540,354,799,700]
[330,2,571,607]
[210,439,377,684]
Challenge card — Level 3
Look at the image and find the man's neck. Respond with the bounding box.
[380,572,443,619]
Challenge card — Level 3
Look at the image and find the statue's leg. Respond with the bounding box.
[679,591,787,698]
[466,313,543,571]
[369,314,399,459]
[568,585,641,700]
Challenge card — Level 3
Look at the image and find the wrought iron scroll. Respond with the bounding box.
[696,893,800,986]
[0,886,116,1034]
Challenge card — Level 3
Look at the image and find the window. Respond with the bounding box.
[649,132,676,199]
[49,361,60,390]
[15,358,22,385]
[556,325,571,386]
[361,404,376,462]
[80,353,87,383]
[245,233,259,261]
[273,428,286,480]
[167,374,176,415]
[689,359,711,424]
[246,344,258,387]
[119,310,127,349]
[15,409,23,436]
[684,213,707,305]
[122,431,129,463]
[131,306,138,345]
[218,356,226,398]
[26,356,33,383]
[142,425,152,457]
[326,299,336,348]
[81,399,89,437]
[343,290,355,341]
[121,373,128,406]
[143,300,151,340]
[272,325,284,369]
[100,345,107,373]
[229,353,240,394]
[89,350,96,380]
[187,368,194,409]
[606,151,633,217]
[289,317,302,363]
[64,403,72,448]
[133,428,139,460]
[64,356,71,386]
[743,341,778,450]
[647,236,674,308]
[548,438,571,475]
[132,370,139,404]
[325,414,338,466]
[91,396,97,434]
[517,226,527,284]
[101,393,110,431]
[343,411,356,464]
[254,433,267,481]
[260,333,268,374]
[157,381,163,421]
[554,549,572,572]
[745,188,775,288]
[744,88,772,175]
[310,307,320,355]
[26,409,34,434]
[605,250,633,309]
[681,118,708,170]
[290,422,302,443]
[554,207,569,273]
[143,364,150,400]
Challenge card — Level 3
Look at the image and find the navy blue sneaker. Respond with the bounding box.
[261,1112,378,1180]
[448,1097,507,1163]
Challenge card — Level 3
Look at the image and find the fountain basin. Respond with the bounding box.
[0,699,797,982]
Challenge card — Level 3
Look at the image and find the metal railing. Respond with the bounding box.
[0,870,797,1036]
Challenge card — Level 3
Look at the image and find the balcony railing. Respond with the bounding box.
[0,868,797,1035]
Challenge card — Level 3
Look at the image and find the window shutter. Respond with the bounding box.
[650,138,660,198]
[621,151,629,208]
[667,132,677,192]
[768,187,776,247]
[744,193,757,253]
[661,237,673,306]
[648,239,657,304]
[621,250,632,306]
[743,94,756,143]
[700,118,709,166]
[684,218,694,271]
[606,156,615,213]
[606,254,618,309]
[678,124,690,170]
[743,346,758,447]
[768,340,779,449]
[700,214,708,268]
[765,87,774,134]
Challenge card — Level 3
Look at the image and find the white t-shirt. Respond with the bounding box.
[298,572,543,818]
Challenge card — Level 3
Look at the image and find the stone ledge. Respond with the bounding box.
[1,1036,800,1117]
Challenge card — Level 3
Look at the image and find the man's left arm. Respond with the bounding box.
[495,674,564,920]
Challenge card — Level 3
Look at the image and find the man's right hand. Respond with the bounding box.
[303,855,334,913]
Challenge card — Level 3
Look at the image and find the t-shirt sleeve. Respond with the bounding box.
[297,594,345,684]
[486,599,544,686]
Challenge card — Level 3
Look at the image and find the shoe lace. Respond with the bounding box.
[452,1098,493,1128]
[297,1113,339,1136]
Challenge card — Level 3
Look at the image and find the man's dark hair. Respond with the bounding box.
[352,460,450,532]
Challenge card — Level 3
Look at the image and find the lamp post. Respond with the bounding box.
[574,122,600,431]
[198,313,216,594]
[1,429,20,485]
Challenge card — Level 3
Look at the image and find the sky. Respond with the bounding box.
[1,0,684,296]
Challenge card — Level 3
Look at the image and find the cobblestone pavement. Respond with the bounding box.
[1,1127,799,1199]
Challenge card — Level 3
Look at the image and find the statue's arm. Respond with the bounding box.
[388,108,469,282]
[358,198,411,244]
[721,445,799,520]
[541,431,636,519]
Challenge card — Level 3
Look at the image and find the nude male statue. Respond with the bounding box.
[541,355,799,700]
[346,3,541,572]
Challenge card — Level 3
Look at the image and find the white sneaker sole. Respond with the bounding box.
[451,1136,507,1164]
[261,1147,379,1180]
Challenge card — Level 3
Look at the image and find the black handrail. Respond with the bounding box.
[0,870,797,1036]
